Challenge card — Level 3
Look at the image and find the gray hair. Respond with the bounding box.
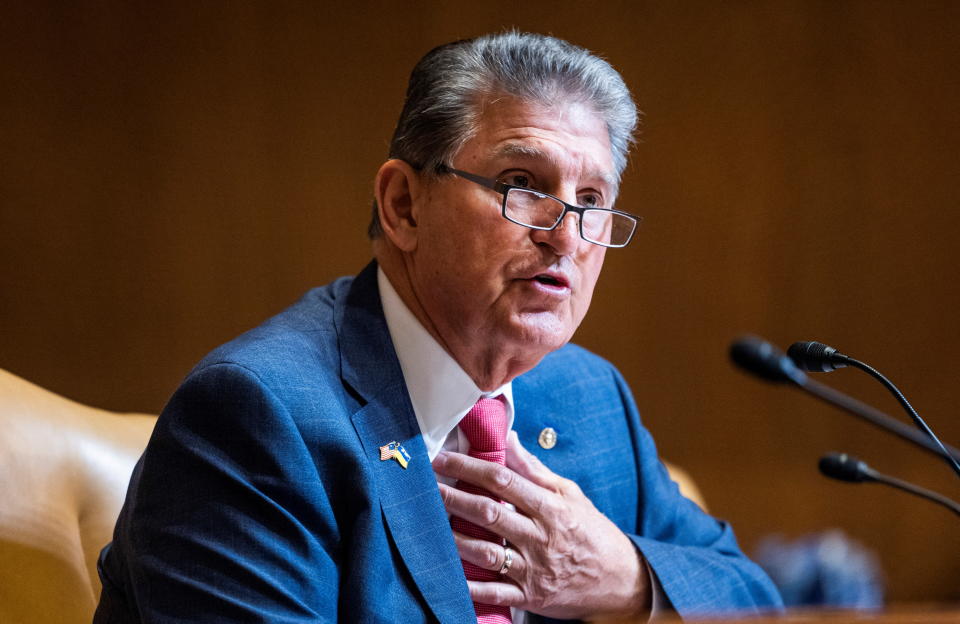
[369,31,638,238]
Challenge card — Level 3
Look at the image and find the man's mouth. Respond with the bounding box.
[530,273,570,289]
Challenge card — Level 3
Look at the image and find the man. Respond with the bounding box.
[96,32,782,622]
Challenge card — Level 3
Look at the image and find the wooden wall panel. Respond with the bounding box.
[2,1,957,604]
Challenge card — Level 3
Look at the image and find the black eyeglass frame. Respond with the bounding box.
[438,165,640,248]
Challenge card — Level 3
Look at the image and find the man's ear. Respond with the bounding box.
[374,159,423,252]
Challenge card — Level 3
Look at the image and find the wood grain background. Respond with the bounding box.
[2,1,957,604]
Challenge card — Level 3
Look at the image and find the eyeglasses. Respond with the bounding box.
[439,166,641,248]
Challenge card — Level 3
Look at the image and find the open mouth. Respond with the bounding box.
[532,274,568,288]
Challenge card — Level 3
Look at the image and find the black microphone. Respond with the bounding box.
[819,452,870,482]
[789,340,960,479]
[729,335,806,385]
[819,452,960,517]
[729,336,960,461]
[787,340,849,372]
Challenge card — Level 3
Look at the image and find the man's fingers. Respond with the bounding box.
[453,532,501,571]
[437,482,538,544]
[467,579,525,607]
[505,431,566,491]
[433,451,554,517]
[453,532,524,578]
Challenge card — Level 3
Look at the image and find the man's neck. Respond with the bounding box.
[374,248,542,391]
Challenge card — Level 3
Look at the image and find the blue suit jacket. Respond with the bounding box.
[96,262,782,623]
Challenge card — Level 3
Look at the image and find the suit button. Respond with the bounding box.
[538,427,557,449]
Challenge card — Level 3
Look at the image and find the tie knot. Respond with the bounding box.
[459,396,508,453]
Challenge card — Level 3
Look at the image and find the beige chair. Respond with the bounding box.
[0,367,704,623]
[0,369,156,624]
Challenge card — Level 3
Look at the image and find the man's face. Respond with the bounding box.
[408,96,616,381]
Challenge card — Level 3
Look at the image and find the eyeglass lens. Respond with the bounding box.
[504,188,634,246]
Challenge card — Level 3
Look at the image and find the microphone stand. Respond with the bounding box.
[870,468,960,517]
[799,375,960,462]
[839,356,960,478]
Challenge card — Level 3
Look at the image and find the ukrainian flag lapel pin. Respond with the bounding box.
[379,441,411,469]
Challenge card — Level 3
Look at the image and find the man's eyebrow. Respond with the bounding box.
[490,143,620,192]
[493,143,547,160]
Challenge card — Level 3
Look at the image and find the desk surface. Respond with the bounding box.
[615,605,960,623]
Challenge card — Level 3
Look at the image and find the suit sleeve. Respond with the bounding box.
[611,367,784,618]
[99,363,340,623]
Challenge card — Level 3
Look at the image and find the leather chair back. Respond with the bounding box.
[0,369,156,624]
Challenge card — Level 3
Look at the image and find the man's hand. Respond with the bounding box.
[432,432,651,620]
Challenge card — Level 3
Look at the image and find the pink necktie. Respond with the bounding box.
[450,396,512,624]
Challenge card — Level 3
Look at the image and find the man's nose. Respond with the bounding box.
[530,212,582,255]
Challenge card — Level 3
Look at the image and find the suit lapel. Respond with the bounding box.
[337,262,474,623]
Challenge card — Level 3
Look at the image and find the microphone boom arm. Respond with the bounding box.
[841,356,960,478]
[800,375,960,462]
[870,469,960,517]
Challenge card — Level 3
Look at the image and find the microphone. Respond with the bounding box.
[729,335,806,385]
[787,340,849,372]
[819,452,870,482]
[788,340,960,479]
[729,336,960,461]
[819,452,960,517]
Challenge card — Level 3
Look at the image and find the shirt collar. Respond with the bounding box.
[377,266,514,460]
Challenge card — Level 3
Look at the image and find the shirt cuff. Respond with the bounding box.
[644,554,670,620]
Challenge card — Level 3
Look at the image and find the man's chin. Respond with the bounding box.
[506,313,575,354]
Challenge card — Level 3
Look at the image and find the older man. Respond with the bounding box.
[96,32,781,623]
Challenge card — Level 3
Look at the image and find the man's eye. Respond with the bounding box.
[579,193,603,207]
[504,174,531,188]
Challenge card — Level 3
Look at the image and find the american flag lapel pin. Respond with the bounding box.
[379,441,411,469]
